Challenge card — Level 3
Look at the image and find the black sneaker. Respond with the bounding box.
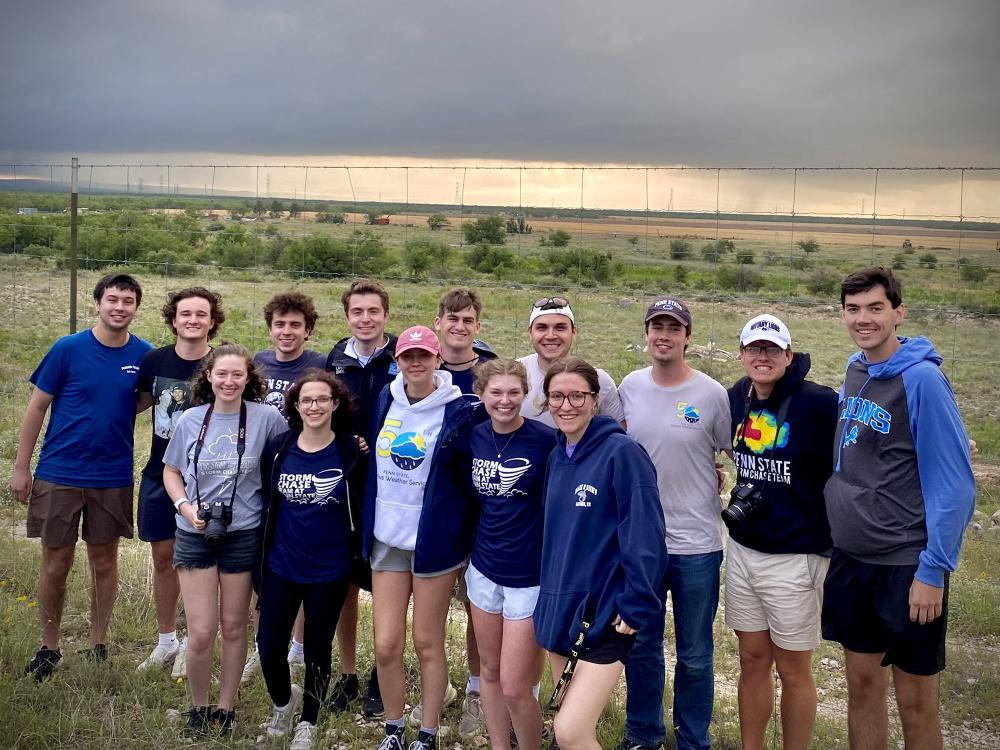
[77,644,108,663]
[377,725,406,750]
[25,646,61,682]
[613,739,664,750]
[327,672,361,712]
[211,707,236,736]
[363,665,384,717]
[182,706,211,737]
[408,730,437,750]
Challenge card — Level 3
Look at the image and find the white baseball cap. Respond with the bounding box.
[740,314,791,349]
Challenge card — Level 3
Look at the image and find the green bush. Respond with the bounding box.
[789,255,812,271]
[918,253,938,269]
[797,238,821,253]
[669,239,693,260]
[891,253,908,270]
[736,248,755,265]
[959,259,988,283]
[463,215,505,245]
[717,266,764,292]
[807,268,839,296]
[403,236,451,278]
[540,229,572,247]
[468,243,516,274]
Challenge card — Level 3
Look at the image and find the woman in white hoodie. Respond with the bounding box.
[362,325,480,750]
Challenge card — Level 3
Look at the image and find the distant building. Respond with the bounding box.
[17,207,38,215]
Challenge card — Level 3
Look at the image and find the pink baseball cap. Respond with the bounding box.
[395,325,441,357]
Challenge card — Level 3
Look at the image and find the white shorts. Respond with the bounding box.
[464,562,539,621]
[724,538,830,651]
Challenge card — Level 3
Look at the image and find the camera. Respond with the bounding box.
[721,482,765,531]
[197,500,233,548]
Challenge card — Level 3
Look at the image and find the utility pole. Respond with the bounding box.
[69,157,79,333]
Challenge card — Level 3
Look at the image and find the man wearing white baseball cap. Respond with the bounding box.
[724,313,838,750]
[518,297,624,428]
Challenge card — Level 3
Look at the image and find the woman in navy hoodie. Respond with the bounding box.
[362,326,479,750]
[535,357,667,750]
[255,370,361,750]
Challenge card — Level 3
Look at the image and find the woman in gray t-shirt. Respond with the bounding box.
[163,342,287,736]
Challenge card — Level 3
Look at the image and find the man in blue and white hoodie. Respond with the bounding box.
[823,267,975,750]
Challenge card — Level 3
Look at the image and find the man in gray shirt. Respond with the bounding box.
[618,296,730,750]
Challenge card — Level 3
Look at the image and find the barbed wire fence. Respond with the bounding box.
[1,161,998,746]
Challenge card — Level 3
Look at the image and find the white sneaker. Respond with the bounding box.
[241,648,261,684]
[137,641,179,671]
[289,720,318,750]
[267,684,304,737]
[170,638,188,679]
[287,648,305,671]
[408,682,457,728]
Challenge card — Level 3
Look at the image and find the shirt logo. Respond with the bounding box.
[842,424,859,447]
[840,396,892,435]
[676,401,701,424]
[734,410,789,454]
[278,469,344,505]
[335,366,346,375]
[574,483,597,508]
[388,362,399,376]
[471,457,531,497]
[377,417,428,470]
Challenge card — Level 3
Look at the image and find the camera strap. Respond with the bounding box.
[192,401,248,510]
[547,619,591,711]
[737,382,792,459]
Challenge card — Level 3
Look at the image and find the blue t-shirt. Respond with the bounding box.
[254,349,328,419]
[469,418,557,587]
[31,329,152,488]
[268,440,353,583]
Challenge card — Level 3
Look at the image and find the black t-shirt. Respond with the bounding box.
[137,345,207,478]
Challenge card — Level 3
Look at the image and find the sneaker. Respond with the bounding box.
[77,644,108,663]
[241,648,261,684]
[613,740,663,750]
[363,666,385,718]
[377,726,406,750]
[458,691,485,737]
[24,646,61,682]
[287,648,305,671]
[408,731,438,750]
[326,672,361,712]
[138,641,179,671]
[408,683,457,728]
[211,707,236,736]
[171,638,188,679]
[182,706,210,737]
[267,684,304,737]
[289,720,319,750]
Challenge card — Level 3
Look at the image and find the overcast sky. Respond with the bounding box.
[2,0,998,169]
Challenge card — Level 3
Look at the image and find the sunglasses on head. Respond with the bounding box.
[533,297,570,310]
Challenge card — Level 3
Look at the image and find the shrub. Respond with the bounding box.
[789,255,812,271]
[959,258,988,283]
[807,268,839,296]
[540,229,571,247]
[468,243,515,274]
[918,253,938,269]
[463,215,505,245]
[316,210,346,224]
[669,239,693,260]
[736,248,755,265]
[891,253,908,270]
[797,238,821,254]
[403,236,451,278]
[717,266,764,292]
[673,265,689,284]
[427,213,449,230]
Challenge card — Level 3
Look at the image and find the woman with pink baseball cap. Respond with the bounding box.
[361,325,480,750]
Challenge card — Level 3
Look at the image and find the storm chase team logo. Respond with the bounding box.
[471,457,532,497]
[735,410,789,454]
[676,401,701,424]
[278,469,344,505]
[377,417,428,470]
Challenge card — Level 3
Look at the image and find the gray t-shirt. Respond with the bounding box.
[163,401,288,533]
[518,352,624,428]
[619,367,730,555]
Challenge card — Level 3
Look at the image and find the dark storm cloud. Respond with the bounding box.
[2,0,998,165]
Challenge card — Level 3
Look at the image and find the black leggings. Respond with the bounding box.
[258,570,350,725]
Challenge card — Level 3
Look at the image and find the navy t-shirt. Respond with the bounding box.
[469,418,557,587]
[137,345,207,478]
[440,353,492,405]
[31,329,152,488]
[254,349,327,419]
[268,440,353,583]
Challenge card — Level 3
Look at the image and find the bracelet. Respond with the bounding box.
[173,497,190,512]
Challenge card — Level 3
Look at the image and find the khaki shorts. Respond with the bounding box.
[724,538,829,651]
[26,478,134,547]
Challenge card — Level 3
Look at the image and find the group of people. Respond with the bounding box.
[11,267,976,750]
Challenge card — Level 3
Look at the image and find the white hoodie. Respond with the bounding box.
[373,370,463,550]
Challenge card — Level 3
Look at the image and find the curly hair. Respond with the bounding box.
[284,370,355,434]
[162,287,225,340]
[264,291,319,332]
[472,357,529,396]
[190,342,266,405]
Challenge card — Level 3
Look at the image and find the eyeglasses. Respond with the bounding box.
[298,396,334,408]
[546,391,595,408]
[533,297,570,309]
[743,344,785,358]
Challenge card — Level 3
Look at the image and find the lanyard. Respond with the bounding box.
[192,401,248,510]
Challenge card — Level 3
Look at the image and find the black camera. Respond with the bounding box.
[721,482,765,531]
[197,500,233,548]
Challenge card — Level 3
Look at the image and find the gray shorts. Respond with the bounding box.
[370,539,463,579]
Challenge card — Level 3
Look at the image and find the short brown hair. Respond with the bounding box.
[341,280,389,315]
[285,370,355,433]
[541,356,600,415]
[438,287,482,319]
[162,287,225,339]
[190,342,266,405]
[473,357,529,396]
[264,291,318,332]
[840,267,903,308]
[94,273,142,305]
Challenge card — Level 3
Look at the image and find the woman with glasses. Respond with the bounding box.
[466,358,557,750]
[254,370,361,750]
[534,357,667,750]
[363,326,480,750]
[162,343,288,736]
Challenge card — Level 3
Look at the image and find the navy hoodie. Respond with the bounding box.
[825,336,975,587]
[534,416,668,656]
[727,352,838,555]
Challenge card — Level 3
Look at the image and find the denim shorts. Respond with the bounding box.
[370,539,463,579]
[173,528,258,574]
[465,562,539,620]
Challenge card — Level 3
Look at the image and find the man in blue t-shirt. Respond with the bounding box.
[11,273,152,682]
[135,286,224,676]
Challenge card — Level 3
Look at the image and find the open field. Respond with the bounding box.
[0,267,998,748]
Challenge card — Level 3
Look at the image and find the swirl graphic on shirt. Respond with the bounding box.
[278,468,344,505]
